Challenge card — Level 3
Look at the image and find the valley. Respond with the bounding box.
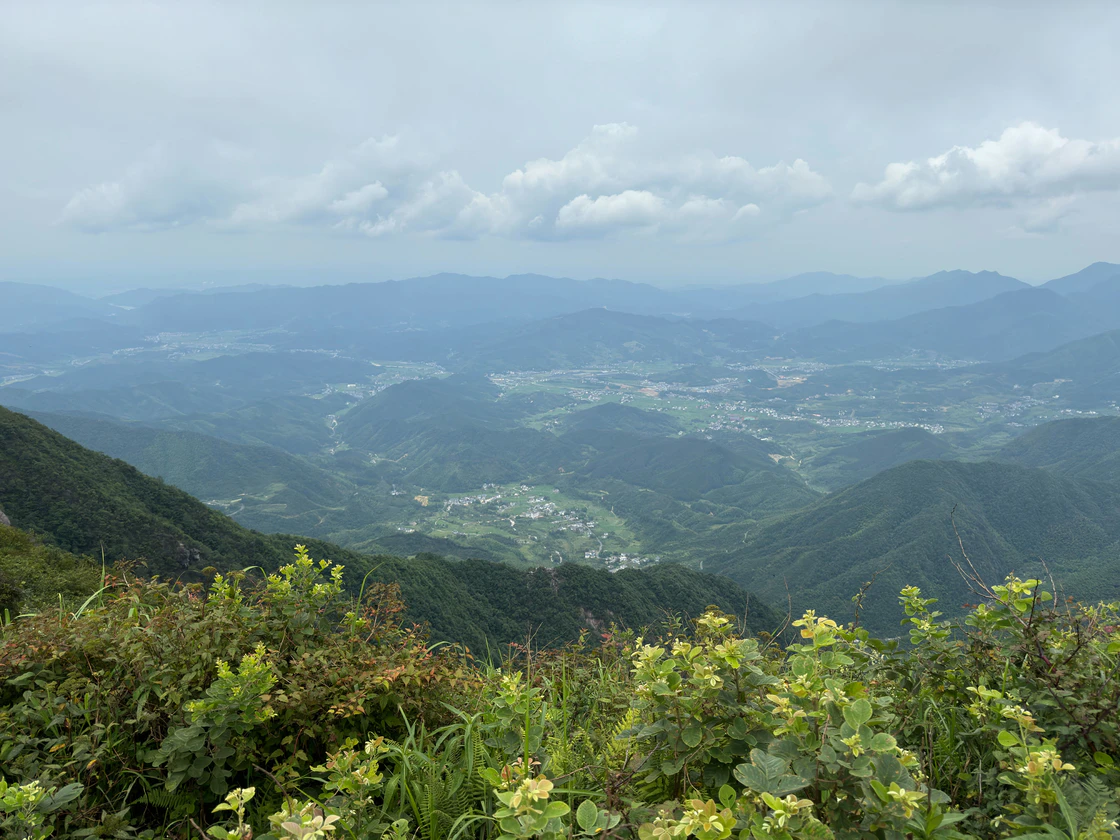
[5,267,1120,637]
[3,266,1120,637]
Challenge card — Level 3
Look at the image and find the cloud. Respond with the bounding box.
[225,135,402,228]
[852,122,1120,212]
[59,145,248,232]
[555,190,667,233]
[59,123,831,242]
[1017,195,1078,235]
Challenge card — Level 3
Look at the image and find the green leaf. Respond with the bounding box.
[576,800,598,832]
[41,782,83,813]
[661,757,684,777]
[868,733,897,753]
[873,754,907,788]
[750,749,789,780]
[997,730,1020,748]
[733,763,769,792]
[542,801,570,820]
[770,775,811,796]
[682,722,703,748]
[843,699,872,729]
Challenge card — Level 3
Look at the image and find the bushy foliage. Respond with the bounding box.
[0,546,475,837]
[2,546,1119,839]
[0,524,104,618]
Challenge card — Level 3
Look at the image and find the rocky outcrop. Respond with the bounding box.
[175,542,202,569]
[0,506,10,527]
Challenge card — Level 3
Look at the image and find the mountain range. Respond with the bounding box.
[5,264,1120,371]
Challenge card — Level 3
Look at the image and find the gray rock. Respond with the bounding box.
[175,542,202,568]
[0,506,10,527]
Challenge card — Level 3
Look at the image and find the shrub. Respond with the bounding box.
[1,546,1118,839]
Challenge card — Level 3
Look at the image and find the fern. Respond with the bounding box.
[140,787,197,820]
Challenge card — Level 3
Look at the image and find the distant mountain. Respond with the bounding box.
[0,282,117,332]
[338,374,511,446]
[114,274,692,334]
[744,272,901,301]
[996,417,1120,483]
[464,309,775,371]
[804,427,957,490]
[0,320,152,364]
[574,432,817,514]
[987,329,1120,406]
[99,287,192,308]
[335,375,580,490]
[19,351,374,396]
[151,394,346,455]
[99,283,287,308]
[1,352,375,423]
[742,270,1028,330]
[1068,274,1120,315]
[560,402,682,437]
[0,381,252,422]
[709,459,1120,635]
[785,286,1108,362]
[1043,262,1120,296]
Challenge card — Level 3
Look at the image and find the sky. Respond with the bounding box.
[2,1,1120,292]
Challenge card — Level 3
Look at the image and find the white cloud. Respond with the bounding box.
[59,123,831,242]
[328,182,388,217]
[556,190,666,233]
[226,135,403,228]
[852,122,1120,212]
[58,145,247,232]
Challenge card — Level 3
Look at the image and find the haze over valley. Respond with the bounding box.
[4,263,1120,634]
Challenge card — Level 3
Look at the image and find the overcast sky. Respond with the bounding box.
[3,1,1119,291]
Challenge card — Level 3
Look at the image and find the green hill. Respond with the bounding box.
[358,555,781,652]
[0,405,322,576]
[804,427,957,490]
[710,459,1120,635]
[155,394,345,455]
[560,402,682,437]
[576,433,816,514]
[0,406,774,649]
[996,416,1120,483]
[339,374,508,442]
[989,329,1120,406]
[25,410,352,506]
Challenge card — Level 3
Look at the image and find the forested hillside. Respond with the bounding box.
[712,459,1120,635]
[996,416,1120,482]
[0,407,773,650]
[0,406,306,576]
[26,410,352,506]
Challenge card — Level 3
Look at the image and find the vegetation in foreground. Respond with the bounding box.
[3,546,1119,839]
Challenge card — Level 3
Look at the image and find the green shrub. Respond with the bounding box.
[2,546,1118,839]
